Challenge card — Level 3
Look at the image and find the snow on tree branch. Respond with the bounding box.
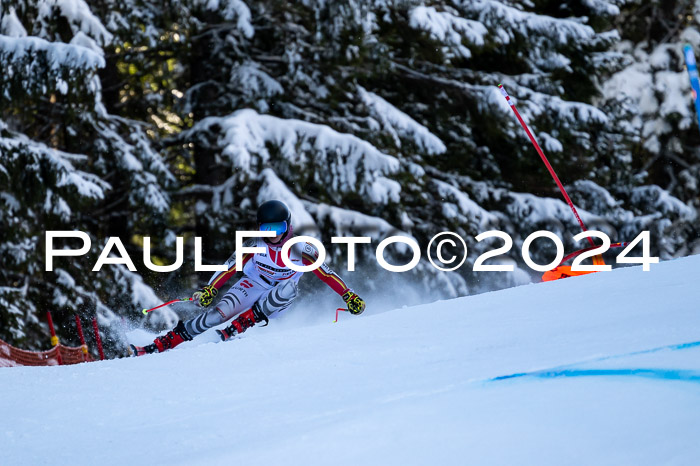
[307,201,408,244]
[505,191,602,229]
[0,8,27,37]
[581,0,622,16]
[501,79,609,126]
[230,61,284,97]
[630,185,696,220]
[358,85,446,155]
[192,0,254,38]
[602,42,693,154]
[460,0,595,46]
[188,109,401,204]
[409,5,487,59]
[37,0,113,45]
[1,126,110,201]
[0,34,105,70]
[433,179,498,230]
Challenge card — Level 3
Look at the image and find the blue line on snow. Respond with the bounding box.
[491,340,700,384]
[494,368,700,383]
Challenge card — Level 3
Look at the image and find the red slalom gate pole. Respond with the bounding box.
[498,84,596,249]
[74,314,89,362]
[92,317,105,361]
[46,311,63,366]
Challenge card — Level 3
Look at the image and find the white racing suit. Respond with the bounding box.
[184,234,349,337]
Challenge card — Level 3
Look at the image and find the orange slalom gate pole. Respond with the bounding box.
[92,317,105,361]
[46,311,63,366]
[74,314,89,362]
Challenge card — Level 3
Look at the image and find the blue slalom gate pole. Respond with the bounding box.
[683,44,700,132]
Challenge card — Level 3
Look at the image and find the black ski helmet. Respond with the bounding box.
[257,200,291,226]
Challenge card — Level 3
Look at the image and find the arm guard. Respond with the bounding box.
[301,242,350,295]
[207,239,255,290]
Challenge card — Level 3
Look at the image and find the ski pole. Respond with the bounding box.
[333,308,348,323]
[142,297,193,315]
[498,84,595,248]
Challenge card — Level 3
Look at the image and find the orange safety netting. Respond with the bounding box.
[0,338,92,367]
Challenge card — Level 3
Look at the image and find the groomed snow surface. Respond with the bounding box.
[3,255,700,465]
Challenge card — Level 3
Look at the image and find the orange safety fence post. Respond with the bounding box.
[46,311,63,366]
[92,316,105,361]
[74,314,89,362]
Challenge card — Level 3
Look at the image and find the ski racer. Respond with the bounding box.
[131,200,366,356]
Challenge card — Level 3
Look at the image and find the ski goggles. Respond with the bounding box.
[259,221,288,235]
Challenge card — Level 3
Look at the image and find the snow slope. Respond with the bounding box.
[3,256,700,465]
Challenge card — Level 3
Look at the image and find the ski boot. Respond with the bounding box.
[216,307,268,341]
[130,320,193,356]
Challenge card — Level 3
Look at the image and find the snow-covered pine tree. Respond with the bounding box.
[175,0,664,296]
[594,0,700,258]
[0,1,175,354]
